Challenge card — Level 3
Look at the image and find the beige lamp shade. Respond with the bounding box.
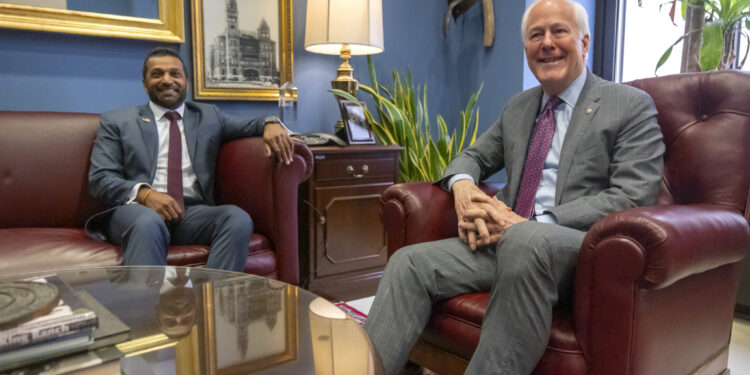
[304,0,384,55]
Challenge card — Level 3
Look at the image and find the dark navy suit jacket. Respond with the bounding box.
[89,101,267,207]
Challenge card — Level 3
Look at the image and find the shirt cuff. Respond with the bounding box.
[128,183,150,204]
[535,213,558,224]
[263,116,292,134]
[447,174,475,192]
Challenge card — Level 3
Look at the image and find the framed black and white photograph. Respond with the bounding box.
[199,277,297,374]
[191,0,294,101]
[338,100,376,145]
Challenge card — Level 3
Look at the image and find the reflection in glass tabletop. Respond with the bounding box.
[0,266,383,374]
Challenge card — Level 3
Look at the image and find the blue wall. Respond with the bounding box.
[0,0,530,135]
[0,0,594,182]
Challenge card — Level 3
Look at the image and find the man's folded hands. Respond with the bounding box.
[460,195,527,250]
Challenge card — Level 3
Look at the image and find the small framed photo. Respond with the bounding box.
[338,100,376,145]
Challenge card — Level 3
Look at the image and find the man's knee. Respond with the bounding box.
[388,244,426,272]
[220,205,253,234]
[385,242,446,286]
[499,221,582,275]
[113,205,168,239]
[500,222,558,267]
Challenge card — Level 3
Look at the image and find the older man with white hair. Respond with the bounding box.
[363,0,665,374]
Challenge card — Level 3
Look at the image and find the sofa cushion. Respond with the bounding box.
[0,229,277,278]
[243,234,277,278]
[166,233,277,278]
[0,228,121,276]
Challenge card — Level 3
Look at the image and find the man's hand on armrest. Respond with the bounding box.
[263,122,294,165]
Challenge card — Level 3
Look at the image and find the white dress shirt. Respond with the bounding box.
[128,101,204,203]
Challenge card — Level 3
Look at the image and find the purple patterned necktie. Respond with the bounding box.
[514,96,562,219]
[164,111,184,211]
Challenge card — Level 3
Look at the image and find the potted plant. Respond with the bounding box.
[332,56,481,183]
[651,0,750,73]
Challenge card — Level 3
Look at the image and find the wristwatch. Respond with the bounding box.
[263,116,283,126]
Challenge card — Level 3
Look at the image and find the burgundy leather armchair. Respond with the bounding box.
[380,70,750,375]
[0,111,313,284]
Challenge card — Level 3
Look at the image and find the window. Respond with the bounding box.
[619,2,685,82]
[611,1,749,81]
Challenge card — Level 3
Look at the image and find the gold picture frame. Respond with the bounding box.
[0,0,184,43]
[199,277,298,374]
[191,0,295,101]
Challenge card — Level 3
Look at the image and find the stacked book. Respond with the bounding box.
[0,277,117,373]
[0,299,97,366]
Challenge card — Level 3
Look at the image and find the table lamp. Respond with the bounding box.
[304,0,384,131]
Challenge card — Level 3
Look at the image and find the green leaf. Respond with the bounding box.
[728,0,750,22]
[705,0,722,15]
[357,57,482,182]
[700,21,724,70]
[470,109,479,145]
[681,0,687,19]
[655,47,673,75]
[655,33,687,74]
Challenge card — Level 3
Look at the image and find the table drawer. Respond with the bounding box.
[314,157,396,182]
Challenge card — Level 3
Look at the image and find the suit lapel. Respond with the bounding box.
[137,106,158,173]
[182,106,199,165]
[555,73,602,204]
[507,88,544,205]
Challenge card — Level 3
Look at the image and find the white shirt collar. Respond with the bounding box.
[149,101,185,121]
[542,69,587,109]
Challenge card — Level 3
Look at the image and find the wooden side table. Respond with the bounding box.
[299,145,402,301]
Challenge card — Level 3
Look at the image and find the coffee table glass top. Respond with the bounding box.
[0,266,382,374]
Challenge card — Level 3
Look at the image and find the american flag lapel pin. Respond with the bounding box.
[142,117,151,122]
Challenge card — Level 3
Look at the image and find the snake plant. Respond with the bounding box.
[331,56,481,183]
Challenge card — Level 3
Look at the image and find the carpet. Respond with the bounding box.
[335,301,367,325]
[335,301,439,375]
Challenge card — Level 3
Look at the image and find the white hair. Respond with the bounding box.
[520,0,590,44]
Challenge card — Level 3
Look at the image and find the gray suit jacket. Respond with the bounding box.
[442,72,665,231]
[89,101,267,207]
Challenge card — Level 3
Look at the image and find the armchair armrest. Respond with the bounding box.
[381,182,458,257]
[380,182,499,257]
[578,204,749,290]
[574,204,750,374]
[215,138,313,284]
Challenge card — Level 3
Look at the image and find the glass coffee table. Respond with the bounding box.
[0,266,383,374]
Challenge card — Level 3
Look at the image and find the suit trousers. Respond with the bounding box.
[363,221,585,375]
[106,203,252,272]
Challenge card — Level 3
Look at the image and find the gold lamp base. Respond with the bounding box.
[332,44,359,133]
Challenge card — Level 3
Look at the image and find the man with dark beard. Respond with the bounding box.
[88,47,294,271]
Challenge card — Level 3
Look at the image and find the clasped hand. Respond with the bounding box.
[452,180,527,250]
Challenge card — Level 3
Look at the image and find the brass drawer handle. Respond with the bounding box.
[346,164,369,178]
